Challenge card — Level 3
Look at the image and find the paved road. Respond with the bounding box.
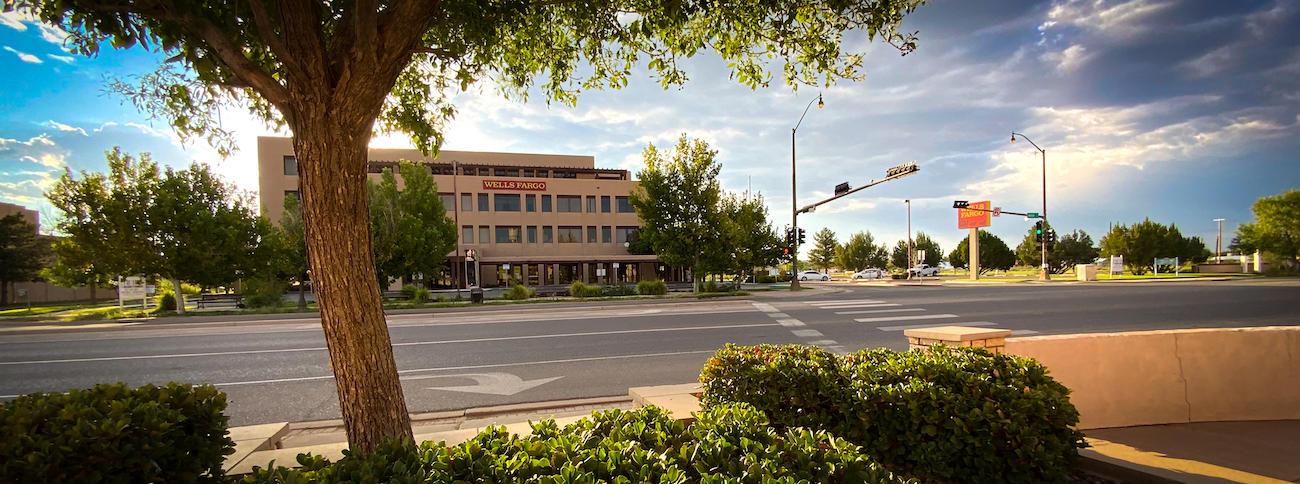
[1,278,1296,426]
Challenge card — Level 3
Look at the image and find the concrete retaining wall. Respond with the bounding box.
[1005,327,1300,430]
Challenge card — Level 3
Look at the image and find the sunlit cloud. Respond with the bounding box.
[4,46,42,64]
[42,120,88,136]
[46,54,74,64]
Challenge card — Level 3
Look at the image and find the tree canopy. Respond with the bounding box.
[949,230,1015,274]
[836,231,887,272]
[0,214,52,305]
[1099,219,1207,275]
[368,161,458,287]
[1015,224,1099,274]
[630,135,724,291]
[1231,190,1299,269]
[807,228,839,272]
[716,193,784,282]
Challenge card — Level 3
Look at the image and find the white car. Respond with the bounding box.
[907,264,941,277]
[851,268,885,280]
[797,270,829,281]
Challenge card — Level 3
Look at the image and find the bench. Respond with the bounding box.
[197,294,245,309]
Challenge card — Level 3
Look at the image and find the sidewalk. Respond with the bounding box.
[1083,421,1300,483]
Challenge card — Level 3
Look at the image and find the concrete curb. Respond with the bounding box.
[274,395,633,434]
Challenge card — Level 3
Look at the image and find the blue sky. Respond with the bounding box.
[2,0,1298,256]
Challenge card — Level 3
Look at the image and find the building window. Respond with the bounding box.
[616,196,635,213]
[587,226,597,243]
[478,193,489,211]
[543,226,554,243]
[542,195,553,212]
[526,194,536,212]
[460,166,474,175]
[523,169,534,177]
[557,226,581,243]
[557,195,582,212]
[494,168,507,176]
[494,194,521,212]
[602,226,612,243]
[461,193,472,211]
[617,226,640,244]
[479,226,490,245]
[439,193,455,211]
[587,196,596,213]
[463,226,474,244]
[369,163,395,174]
[527,226,537,243]
[478,168,490,176]
[283,156,298,176]
[285,190,299,202]
[430,166,441,175]
[537,170,549,178]
[496,226,521,243]
[554,171,577,179]
[601,196,611,213]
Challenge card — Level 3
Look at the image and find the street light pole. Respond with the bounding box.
[905,199,913,279]
[1214,218,1225,262]
[452,160,463,299]
[790,93,824,291]
[1011,132,1050,281]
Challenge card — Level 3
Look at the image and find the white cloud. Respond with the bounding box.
[1045,0,1176,40]
[1040,44,1091,73]
[35,24,67,45]
[47,54,74,64]
[4,46,42,64]
[0,11,29,32]
[42,120,88,136]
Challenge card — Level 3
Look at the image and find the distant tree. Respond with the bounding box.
[807,228,839,272]
[949,230,1016,274]
[630,135,725,292]
[836,231,888,272]
[0,214,52,305]
[1016,224,1100,274]
[716,193,783,286]
[1099,219,1207,275]
[368,161,458,289]
[42,238,113,304]
[278,195,310,309]
[890,240,910,269]
[913,232,942,267]
[1232,190,1300,270]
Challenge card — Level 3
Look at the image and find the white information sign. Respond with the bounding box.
[1109,255,1123,275]
[613,263,620,268]
[119,276,147,300]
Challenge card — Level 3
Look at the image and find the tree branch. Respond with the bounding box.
[246,0,309,82]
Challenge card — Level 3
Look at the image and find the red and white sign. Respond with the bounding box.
[958,201,991,229]
[482,180,546,191]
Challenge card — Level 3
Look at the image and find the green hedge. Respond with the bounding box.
[567,281,603,298]
[636,279,668,295]
[699,344,1087,484]
[243,404,915,484]
[0,383,235,483]
[601,282,637,296]
[502,282,535,300]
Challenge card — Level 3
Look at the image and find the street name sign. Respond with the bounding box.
[957,201,992,229]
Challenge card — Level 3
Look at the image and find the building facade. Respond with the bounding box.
[257,137,680,288]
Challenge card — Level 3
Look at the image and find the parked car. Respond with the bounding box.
[907,264,941,277]
[797,270,830,281]
[851,268,885,280]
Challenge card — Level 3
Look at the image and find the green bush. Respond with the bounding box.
[702,280,720,293]
[157,290,177,310]
[502,282,535,300]
[243,404,913,484]
[755,274,777,283]
[636,279,668,295]
[399,283,418,300]
[244,278,286,309]
[568,281,587,297]
[700,344,1086,484]
[0,383,234,483]
[601,282,636,296]
[411,287,430,303]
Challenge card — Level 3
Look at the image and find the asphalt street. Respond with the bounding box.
[1,278,1296,426]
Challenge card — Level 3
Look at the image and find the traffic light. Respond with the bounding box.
[782,247,792,257]
[797,228,806,245]
[1045,227,1057,250]
[1034,221,1044,243]
[784,228,794,247]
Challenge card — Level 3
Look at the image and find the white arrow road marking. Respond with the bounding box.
[418,372,564,396]
[854,314,958,323]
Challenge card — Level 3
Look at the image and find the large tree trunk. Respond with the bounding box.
[171,278,186,314]
[293,116,413,452]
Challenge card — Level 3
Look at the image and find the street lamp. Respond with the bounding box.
[1010,132,1050,281]
[790,93,824,291]
[905,199,913,278]
[1214,218,1225,262]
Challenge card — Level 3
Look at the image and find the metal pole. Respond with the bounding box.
[1040,149,1050,281]
[906,199,913,278]
[791,127,800,291]
[452,160,462,299]
[1214,218,1225,262]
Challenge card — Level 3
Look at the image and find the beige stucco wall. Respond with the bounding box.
[1006,327,1300,430]
[0,201,39,228]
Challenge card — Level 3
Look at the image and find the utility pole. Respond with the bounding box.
[790,93,824,291]
[1214,218,1225,262]
[905,199,913,279]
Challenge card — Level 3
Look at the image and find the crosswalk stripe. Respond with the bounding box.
[876,321,996,331]
[836,308,922,315]
[1012,330,1040,335]
[807,299,885,307]
[776,319,805,327]
[854,314,958,323]
[792,329,824,338]
[820,303,898,309]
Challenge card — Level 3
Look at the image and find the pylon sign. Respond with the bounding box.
[957,201,991,229]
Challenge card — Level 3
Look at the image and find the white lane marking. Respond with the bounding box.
[768,313,790,318]
[806,300,885,307]
[0,323,778,366]
[776,319,805,327]
[751,303,779,313]
[816,303,898,309]
[791,329,824,338]
[807,340,839,346]
[854,314,958,323]
[215,350,719,387]
[805,299,885,305]
[749,301,838,353]
[876,322,996,331]
[836,308,920,315]
[1012,330,1040,335]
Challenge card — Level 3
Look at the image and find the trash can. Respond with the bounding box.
[470,287,484,304]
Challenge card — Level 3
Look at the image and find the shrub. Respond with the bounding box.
[502,281,535,300]
[636,279,668,295]
[700,344,1086,484]
[243,404,912,484]
[411,287,430,303]
[755,274,777,283]
[602,282,636,296]
[157,290,177,310]
[702,280,720,293]
[399,283,418,300]
[568,281,587,297]
[0,383,234,483]
[244,278,286,309]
